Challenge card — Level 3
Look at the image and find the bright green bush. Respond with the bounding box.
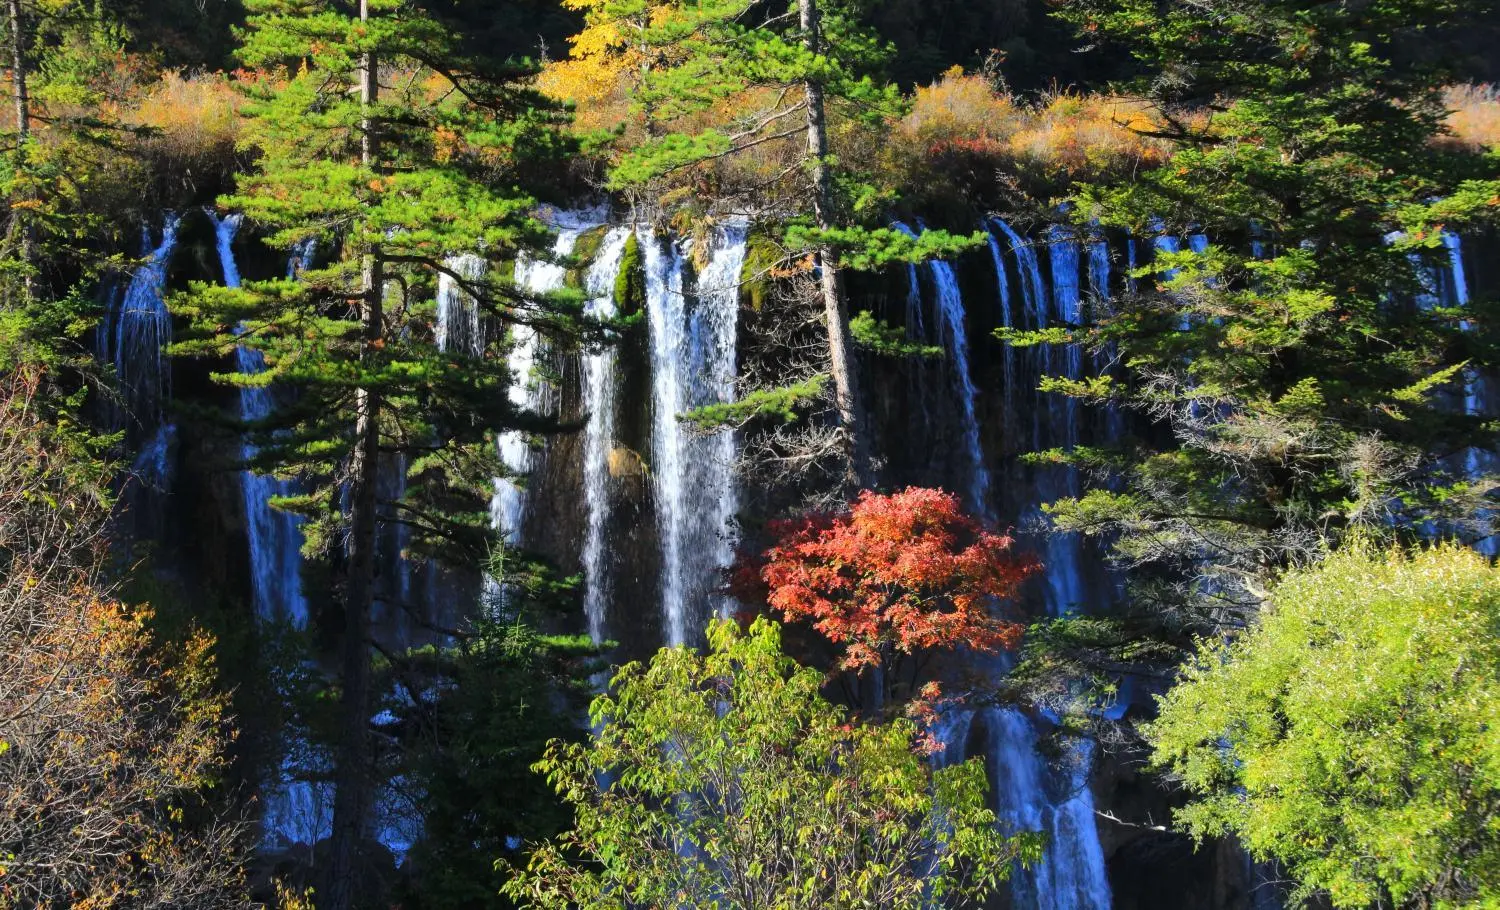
[1147,542,1500,909]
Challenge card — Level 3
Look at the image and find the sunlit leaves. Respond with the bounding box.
[1147,543,1500,908]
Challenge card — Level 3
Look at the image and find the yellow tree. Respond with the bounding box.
[0,370,251,909]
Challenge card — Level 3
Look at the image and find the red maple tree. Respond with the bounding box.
[734,487,1039,710]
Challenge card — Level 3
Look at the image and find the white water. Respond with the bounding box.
[209,212,312,629]
[896,222,991,517]
[202,214,332,851]
[435,253,487,357]
[938,708,1112,910]
[492,224,591,543]
[993,219,1048,452]
[102,214,182,433]
[988,232,1018,441]
[580,228,633,644]
[641,222,747,645]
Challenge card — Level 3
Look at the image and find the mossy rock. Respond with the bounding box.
[565,225,612,290]
[492,257,517,287]
[614,230,647,316]
[740,230,785,313]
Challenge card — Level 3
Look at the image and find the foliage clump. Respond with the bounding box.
[0,373,250,909]
[504,617,1027,910]
[736,487,1038,707]
[1147,542,1500,909]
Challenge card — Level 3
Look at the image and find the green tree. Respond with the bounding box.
[1146,542,1500,909]
[0,0,146,385]
[393,559,601,910]
[1028,0,1500,665]
[504,617,1028,910]
[173,2,593,905]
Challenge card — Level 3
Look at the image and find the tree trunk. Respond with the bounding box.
[8,0,26,144]
[325,3,381,906]
[7,0,32,303]
[799,0,872,489]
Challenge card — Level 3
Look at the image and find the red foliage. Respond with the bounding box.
[739,488,1039,677]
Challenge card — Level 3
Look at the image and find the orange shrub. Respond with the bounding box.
[127,70,241,163]
[1442,84,1500,151]
[890,67,1170,183]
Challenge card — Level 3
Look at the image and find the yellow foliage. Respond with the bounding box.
[126,70,241,163]
[1441,84,1500,151]
[888,68,1170,181]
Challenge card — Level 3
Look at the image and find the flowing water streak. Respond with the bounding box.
[939,708,1112,910]
[492,225,590,543]
[209,212,312,628]
[896,222,991,517]
[435,253,487,357]
[992,219,1048,451]
[204,214,331,849]
[642,223,748,645]
[641,231,689,643]
[1088,235,1128,443]
[1041,227,1087,615]
[580,228,632,643]
[987,231,1017,439]
[104,213,182,432]
[684,220,747,626]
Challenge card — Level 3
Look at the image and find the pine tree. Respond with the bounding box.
[1027,0,1500,663]
[174,2,593,904]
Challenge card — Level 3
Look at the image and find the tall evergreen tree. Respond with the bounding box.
[1021,0,1500,686]
[174,2,592,904]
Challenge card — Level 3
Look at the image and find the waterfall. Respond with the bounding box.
[202,216,332,852]
[988,232,1017,439]
[493,223,590,543]
[435,253,487,357]
[101,213,182,432]
[938,708,1112,910]
[992,219,1048,452]
[642,222,746,646]
[1088,235,1127,443]
[208,212,312,628]
[895,222,991,517]
[580,228,633,644]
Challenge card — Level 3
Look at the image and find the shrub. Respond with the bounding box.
[127,70,242,165]
[1443,83,1500,151]
[1147,542,1500,909]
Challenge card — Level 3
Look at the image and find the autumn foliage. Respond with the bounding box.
[0,373,250,909]
[736,488,1039,703]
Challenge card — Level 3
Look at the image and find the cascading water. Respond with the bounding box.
[579,228,633,644]
[642,222,748,645]
[896,221,991,517]
[203,215,331,851]
[435,253,487,357]
[935,706,1112,910]
[993,218,1049,452]
[493,223,591,543]
[1041,227,1088,616]
[101,213,182,436]
[987,231,1018,440]
[209,211,311,628]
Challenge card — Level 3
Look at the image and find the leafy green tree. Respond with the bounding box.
[0,0,145,386]
[173,2,593,904]
[504,617,1027,910]
[1028,0,1500,665]
[1146,542,1500,909]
